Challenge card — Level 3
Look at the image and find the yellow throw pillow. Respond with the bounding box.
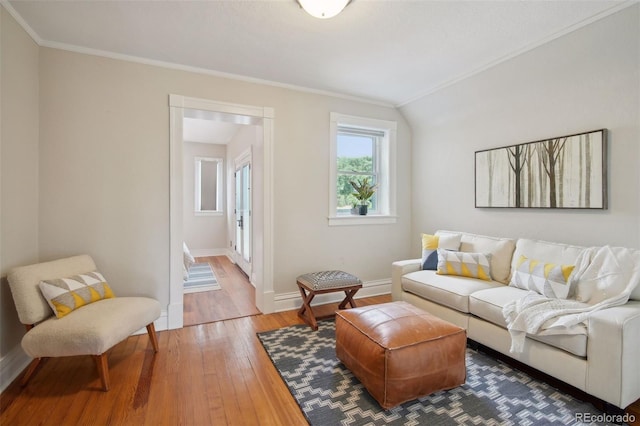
[421,233,462,270]
[421,234,439,270]
[436,249,493,281]
[39,271,115,318]
[510,255,575,299]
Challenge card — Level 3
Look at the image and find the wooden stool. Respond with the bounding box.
[296,270,362,330]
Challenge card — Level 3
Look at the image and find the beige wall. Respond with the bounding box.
[183,142,227,252]
[401,5,640,251]
[0,6,40,361]
[273,94,413,284]
[37,47,412,305]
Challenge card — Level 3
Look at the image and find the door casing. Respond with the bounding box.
[169,94,275,329]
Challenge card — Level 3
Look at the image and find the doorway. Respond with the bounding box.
[168,95,275,330]
[180,112,257,326]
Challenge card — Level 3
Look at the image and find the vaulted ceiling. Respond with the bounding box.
[5,0,632,106]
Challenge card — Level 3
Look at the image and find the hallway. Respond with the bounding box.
[183,256,260,327]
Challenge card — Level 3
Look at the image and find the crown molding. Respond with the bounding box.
[3,0,636,110]
[1,0,42,44]
[40,39,395,108]
[0,0,392,108]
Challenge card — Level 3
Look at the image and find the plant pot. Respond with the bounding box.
[351,207,359,215]
[359,205,368,215]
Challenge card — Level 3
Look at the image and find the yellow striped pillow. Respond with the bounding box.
[436,249,493,281]
[509,255,575,299]
[39,271,115,318]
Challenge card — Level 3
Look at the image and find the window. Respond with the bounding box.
[329,113,397,226]
[195,157,223,215]
[336,128,381,214]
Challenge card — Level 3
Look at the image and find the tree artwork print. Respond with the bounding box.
[475,129,607,209]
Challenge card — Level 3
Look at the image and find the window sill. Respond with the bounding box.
[328,215,397,226]
[195,211,224,217]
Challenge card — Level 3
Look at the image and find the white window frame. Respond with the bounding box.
[329,113,397,226]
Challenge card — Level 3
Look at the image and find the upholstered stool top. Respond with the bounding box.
[296,270,362,290]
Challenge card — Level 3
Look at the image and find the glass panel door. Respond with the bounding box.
[241,164,251,264]
[234,158,251,276]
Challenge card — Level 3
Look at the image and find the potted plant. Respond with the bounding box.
[350,177,377,215]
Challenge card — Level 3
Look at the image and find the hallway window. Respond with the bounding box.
[195,157,223,215]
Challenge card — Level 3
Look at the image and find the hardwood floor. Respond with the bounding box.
[183,256,260,327]
[2,292,640,425]
[0,295,390,426]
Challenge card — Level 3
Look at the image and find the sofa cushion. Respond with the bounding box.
[402,270,502,313]
[469,286,529,326]
[469,287,587,357]
[421,233,461,270]
[437,230,515,284]
[436,249,492,281]
[510,255,575,299]
[21,297,161,358]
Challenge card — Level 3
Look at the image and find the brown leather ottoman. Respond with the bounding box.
[335,301,466,409]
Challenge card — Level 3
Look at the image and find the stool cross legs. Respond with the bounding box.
[296,270,363,330]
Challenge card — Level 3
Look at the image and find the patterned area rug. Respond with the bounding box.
[257,320,616,426]
[184,262,221,293]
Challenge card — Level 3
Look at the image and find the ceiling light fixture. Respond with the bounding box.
[297,0,351,19]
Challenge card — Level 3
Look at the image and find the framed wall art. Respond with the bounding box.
[475,129,607,209]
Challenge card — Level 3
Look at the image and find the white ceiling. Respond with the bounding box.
[5,0,633,106]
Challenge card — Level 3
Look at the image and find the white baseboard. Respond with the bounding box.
[0,345,31,393]
[191,248,231,258]
[1,309,171,394]
[274,278,391,312]
[183,284,220,294]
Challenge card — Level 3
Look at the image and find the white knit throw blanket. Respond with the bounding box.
[503,245,640,353]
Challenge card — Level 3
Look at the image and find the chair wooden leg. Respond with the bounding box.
[92,354,110,391]
[146,323,159,353]
[21,357,43,387]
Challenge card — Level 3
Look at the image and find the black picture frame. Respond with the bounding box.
[475,129,607,209]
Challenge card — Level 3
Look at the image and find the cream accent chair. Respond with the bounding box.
[7,255,161,391]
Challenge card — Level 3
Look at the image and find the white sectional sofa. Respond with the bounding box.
[391,230,640,410]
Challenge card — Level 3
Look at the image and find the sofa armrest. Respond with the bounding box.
[391,259,421,301]
[586,301,640,408]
